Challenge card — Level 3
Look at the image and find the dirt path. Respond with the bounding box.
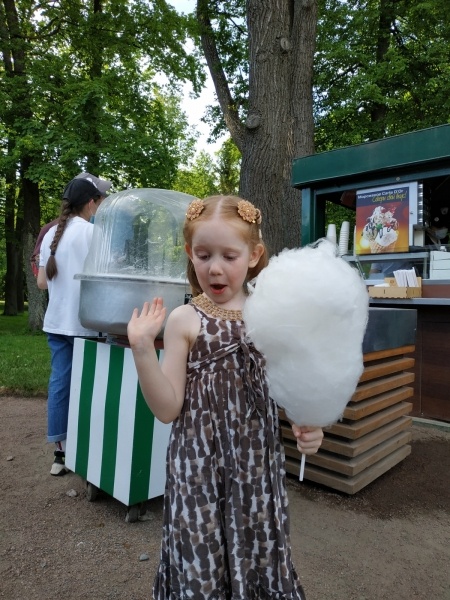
[1,396,449,600]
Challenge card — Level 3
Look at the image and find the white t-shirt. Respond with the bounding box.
[39,216,98,336]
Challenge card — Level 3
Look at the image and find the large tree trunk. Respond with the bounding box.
[198,0,318,255]
[239,2,295,253]
[21,156,46,330]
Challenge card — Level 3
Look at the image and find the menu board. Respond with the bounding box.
[355,184,414,255]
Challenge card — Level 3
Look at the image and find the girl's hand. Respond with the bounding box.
[127,298,166,351]
[291,425,324,455]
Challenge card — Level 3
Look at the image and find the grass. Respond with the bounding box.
[0,305,50,396]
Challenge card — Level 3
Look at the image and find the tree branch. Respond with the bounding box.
[196,0,245,152]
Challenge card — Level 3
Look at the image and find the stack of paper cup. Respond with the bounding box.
[338,221,350,256]
[326,223,337,245]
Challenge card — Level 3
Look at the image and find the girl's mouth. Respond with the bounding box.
[211,284,226,294]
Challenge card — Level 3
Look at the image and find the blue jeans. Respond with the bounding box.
[46,333,75,443]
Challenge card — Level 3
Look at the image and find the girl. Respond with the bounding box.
[128,195,323,599]
[37,177,106,476]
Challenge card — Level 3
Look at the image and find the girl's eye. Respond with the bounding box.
[197,254,209,260]
[225,255,237,261]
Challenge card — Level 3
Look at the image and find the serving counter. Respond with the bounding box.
[342,254,450,423]
[281,307,417,494]
[367,296,450,423]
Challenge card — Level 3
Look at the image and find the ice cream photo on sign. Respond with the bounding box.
[356,184,411,255]
[244,239,369,480]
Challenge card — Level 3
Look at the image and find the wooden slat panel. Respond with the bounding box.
[281,415,412,457]
[284,430,411,477]
[280,344,415,492]
[286,445,412,494]
[326,402,413,439]
[351,372,415,402]
[363,345,415,362]
[343,386,414,420]
[358,357,415,383]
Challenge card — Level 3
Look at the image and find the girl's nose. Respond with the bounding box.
[209,259,222,275]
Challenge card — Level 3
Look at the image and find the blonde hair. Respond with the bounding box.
[183,195,269,296]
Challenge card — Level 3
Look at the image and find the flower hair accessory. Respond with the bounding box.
[186,199,205,220]
[237,200,262,225]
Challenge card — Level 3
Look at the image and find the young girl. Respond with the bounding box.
[128,195,323,600]
[37,177,107,475]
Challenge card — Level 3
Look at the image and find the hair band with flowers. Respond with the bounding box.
[186,199,205,220]
[237,200,262,225]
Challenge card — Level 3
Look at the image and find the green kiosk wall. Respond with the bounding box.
[291,123,450,246]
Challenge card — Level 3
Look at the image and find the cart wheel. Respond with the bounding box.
[86,482,99,502]
[126,505,139,523]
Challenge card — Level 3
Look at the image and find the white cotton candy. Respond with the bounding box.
[244,239,369,427]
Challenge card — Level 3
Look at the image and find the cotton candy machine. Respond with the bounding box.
[76,188,196,337]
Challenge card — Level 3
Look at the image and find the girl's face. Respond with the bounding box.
[186,216,263,307]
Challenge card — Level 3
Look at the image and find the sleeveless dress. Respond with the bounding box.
[153,293,306,600]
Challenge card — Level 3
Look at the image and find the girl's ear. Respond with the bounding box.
[185,243,193,260]
[249,243,264,268]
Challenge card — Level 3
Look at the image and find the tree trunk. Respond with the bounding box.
[370,0,396,137]
[242,0,317,252]
[199,0,318,255]
[239,2,294,254]
[15,212,24,313]
[21,156,46,329]
[3,164,19,316]
[26,269,48,330]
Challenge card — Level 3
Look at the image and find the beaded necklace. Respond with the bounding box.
[191,293,243,322]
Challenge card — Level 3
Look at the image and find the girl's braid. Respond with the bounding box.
[46,201,72,280]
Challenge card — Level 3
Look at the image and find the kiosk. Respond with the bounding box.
[292,124,450,424]
[283,124,450,493]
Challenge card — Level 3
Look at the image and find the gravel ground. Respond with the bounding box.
[1,396,449,600]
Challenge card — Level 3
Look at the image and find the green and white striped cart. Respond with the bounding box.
[66,338,171,522]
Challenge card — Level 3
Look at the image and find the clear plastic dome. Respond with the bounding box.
[76,188,197,337]
[83,188,196,281]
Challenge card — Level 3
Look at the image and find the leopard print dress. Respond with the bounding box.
[153,293,306,600]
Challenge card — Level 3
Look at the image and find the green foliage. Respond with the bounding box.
[173,137,241,198]
[0,307,49,396]
[314,0,450,151]
[0,0,202,196]
[217,138,241,195]
[0,0,206,306]
[325,202,356,253]
[174,151,220,198]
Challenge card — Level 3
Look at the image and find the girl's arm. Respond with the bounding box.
[37,266,48,290]
[291,425,324,455]
[128,299,196,424]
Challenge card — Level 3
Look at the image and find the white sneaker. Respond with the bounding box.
[50,450,68,476]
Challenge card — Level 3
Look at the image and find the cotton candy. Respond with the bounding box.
[244,239,369,427]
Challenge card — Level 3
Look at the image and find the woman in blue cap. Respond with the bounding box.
[37,177,105,475]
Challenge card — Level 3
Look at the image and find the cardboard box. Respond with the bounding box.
[368,277,422,298]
